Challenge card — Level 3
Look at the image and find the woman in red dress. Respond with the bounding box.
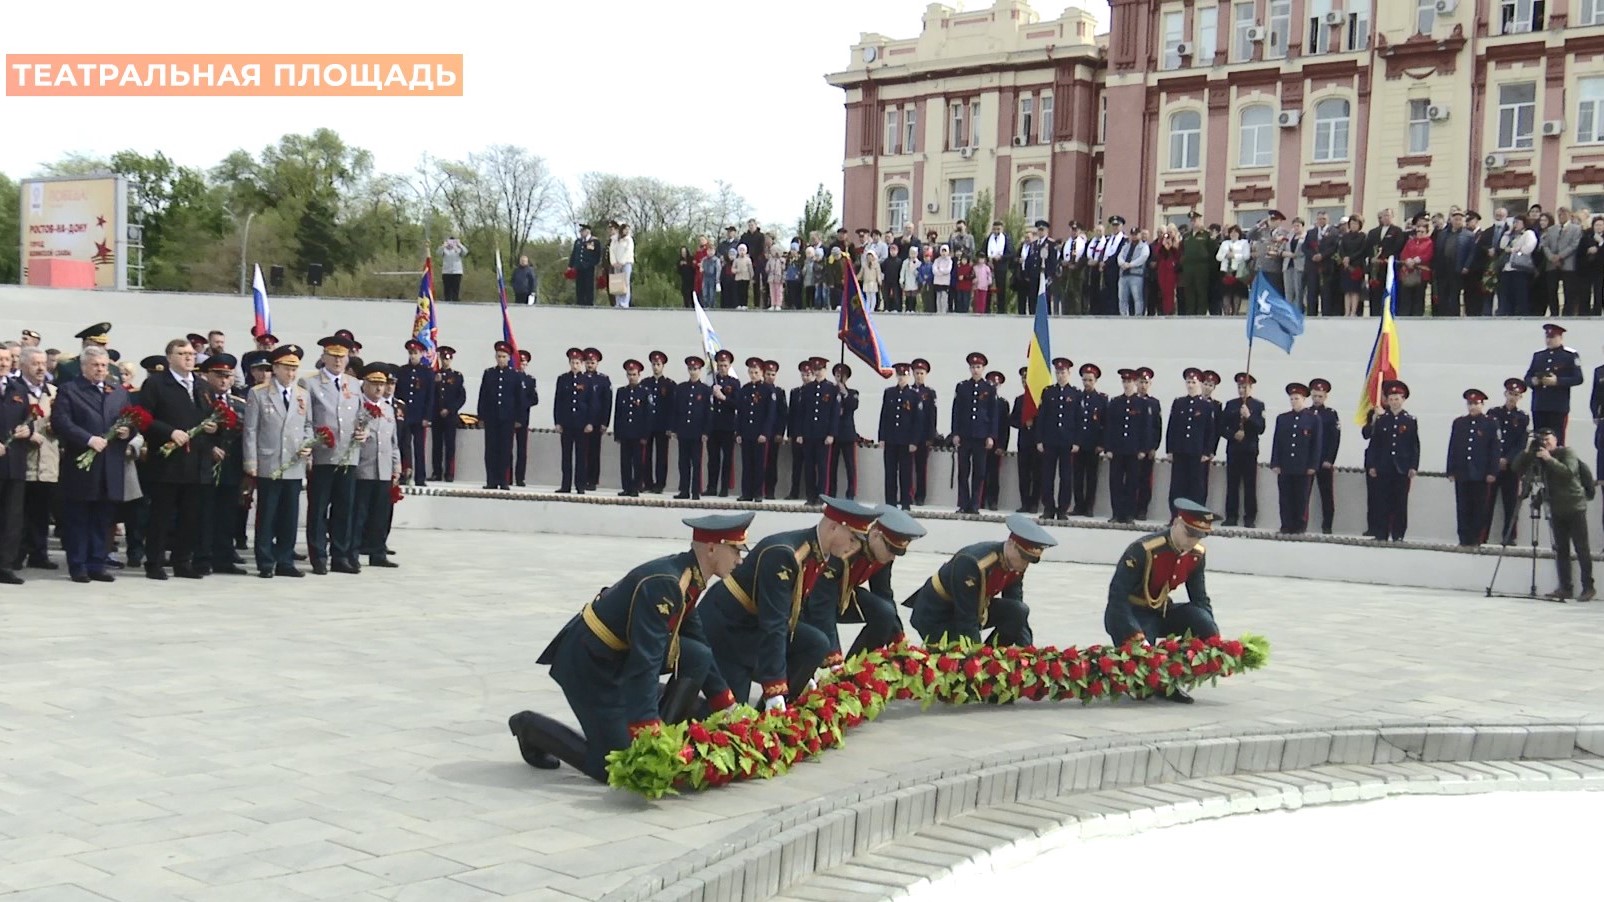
[1153,225,1182,316]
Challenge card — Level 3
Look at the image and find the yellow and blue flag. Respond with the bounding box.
[1021,301,1052,424]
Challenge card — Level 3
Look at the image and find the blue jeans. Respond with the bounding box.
[1119,275,1146,316]
[701,274,716,305]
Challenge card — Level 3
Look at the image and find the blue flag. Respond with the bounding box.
[1245,272,1304,354]
[837,257,895,378]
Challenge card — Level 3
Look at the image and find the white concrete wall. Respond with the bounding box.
[1,285,1583,474]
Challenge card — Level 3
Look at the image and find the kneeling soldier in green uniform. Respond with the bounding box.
[1104,497,1220,703]
[803,505,927,669]
[903,512,1057,647]
[509,512,753,781]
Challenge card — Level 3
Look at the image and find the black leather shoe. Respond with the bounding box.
[330,560,360,574]
[1163,687,1195,704]
[212,565,249,576]
[311,561,328,575]
[294,552,308,561]
[555,487,572,494]
[368,557,399,568]
[70,572,91,584]
[25,557,58,570]
[673,492,690,500]
[173,565,204,579]
[258,571,274,579]
[0,571,23,585]
[88,572,115,583]
[145,567,169,581]
[508,712,562,770]
[275,566,305,578]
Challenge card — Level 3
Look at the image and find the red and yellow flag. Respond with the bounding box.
[1355,260,1400,424]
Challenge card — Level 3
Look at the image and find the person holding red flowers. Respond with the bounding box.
[139,338,219,580]
[1104,497,1220,703]
[243,344,315,578]
[510,511,754,781]
[904,512,1057,647]
[1337,215,1369,316]
[0,360,36,585]
[49,346,134,583]
[195,354,249,576]
[1396,221,1435,316]
[351,363,401,569]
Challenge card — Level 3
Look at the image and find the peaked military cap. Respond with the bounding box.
[684,511,756,547]
[270,344,304,367]
[76,322,112,344]
[872,505,926,553]
[819,495,880,533]
[241,350,273,370]
[139,355,166,373]
[198,353,237,373]
[1173,498,1217,533]
[1005,513,1058,559]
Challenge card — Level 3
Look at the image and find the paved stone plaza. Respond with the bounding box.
[1,528,1600,901]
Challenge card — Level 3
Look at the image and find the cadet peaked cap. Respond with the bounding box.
[1005,513,1057,559]
[684,511,756,547]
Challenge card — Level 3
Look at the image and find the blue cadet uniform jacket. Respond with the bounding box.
[1104,394,1152,455]
[1220,397,1267,456]
[710,374,740,432]
[1487,405,1529,460]
[1165,395,1218,456]
[836,387,860,441]
[880,385,920,446]
[735,382,776,440]
[1525,346,1582,413]
[950,379,995,440]
[914,384,939,442]
[1035,383,1080,447]
[554,372,595,430]
[477,366,522,420]
[1446,413,1501,481]
[1363,410,1421,474]
[797,380,841,440]
[672,380,713,439]
[1312,404,1341,466]
[643,374,676,433]
[1270,408,1323,471]
[1075,389,1107,449]
[613,383,653,441]
[395,363,435,424]
[434,369,466,422]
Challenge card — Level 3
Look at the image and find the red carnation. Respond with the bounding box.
[1168,662,1186,678]
[1048,660,1066,680]
[984,659,1004,676]
[710,732,731,747]
[1097,656,1117,675]
[688,723,711,744]
[1225,639,1244,657]
[1089,680,1106,697]
[806,738,822,754]
[1004,647,1021,661]
[846,714,863,727]
[979,646,993,656]
[895,688,914,699]
[857,688,875,707]
[962,658,982,678]
[1162,639,1181,653]
[1145,670,1164,689]
[1068,661,1088,681]
[1033,660,1050,676]
[1206,636,1224,648]
[977,682,993,698]
[703,763,720,783]
[854,669,875,688]
[903,659,922,675]
[679,745,696,764]
[1007,670,1024,686]
[937,657,959,673]
[921,668,937,686]
[1120,659,1138,675]
[766,745,781,762]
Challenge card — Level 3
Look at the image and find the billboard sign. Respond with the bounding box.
[19,175,128,289]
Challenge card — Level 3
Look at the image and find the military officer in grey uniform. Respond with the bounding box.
[352,363,401,568]
[244,344,313,578]
[303,335,368,575]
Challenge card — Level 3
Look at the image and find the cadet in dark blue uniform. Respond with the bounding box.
[1135,367,1161,518]
[478,341,522,491]
[904,513,1056,647]
[1270,382,1323,534]
[1220,372,1266,527]
[1104,499,1220,703]
[553,348,595,494]
[951,352,996,515]
[1104,369,1151,523]
[803,506,923,667]
[1363,380,1420,542]
[1489,378,1530,543]
[1071,364,1106,516]
[582,348,611,492]
[1036,358,1079,520]
[613,359,653,497]
[880,363,920,510]
[735,357,776,501]
[829,363,861,499]
[1201,370,1226,463]
[1166,368,1218,512]
[673,356,713,499]
[1011,366,1041,514]
[1447,388,1501,546]
[984,370,1011,511]
[512,350,540,487]
[763,360,786,499]
[700,497,878,710]
[429,347,465,482]
[798,356,841,504]
[1525,322,1581,443]
[395,340,435,486]
[706,350,740,497]
[1308,378,1341,534]
[785,361,811,500]
[641,351,675,494]
[912,359,938,505]
[510,512,751,780]
[568,224,603,307]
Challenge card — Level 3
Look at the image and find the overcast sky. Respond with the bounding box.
[1,0,1104,226]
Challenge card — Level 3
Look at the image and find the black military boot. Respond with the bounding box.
[658,676,702,725]
[508,711,572,770]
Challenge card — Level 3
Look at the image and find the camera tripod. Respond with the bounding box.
[1485,475,1551,600]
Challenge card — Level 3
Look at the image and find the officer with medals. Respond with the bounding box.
[904,512,1055,647]
[554,348,596,494]
[194,353,247,575]
[511,512,753,781]
[1165,368,1218,511]
[734,356,776,502]
[1525,323,1581,443]
[1489,378,1530,544]
[568,224,603,307]
[612,358,652,497]
[641,350,676,493]
[879,363,920,510]
[951,352,996,515]
[804,504,925,667]
[699,496,878,711]
[429,347,466,482]
[478,341,521,491]
[1446,388,1502,547]
[1270,382,1323,534]
[1104,497,1221,703]
[1221,372,1266,528]
[395,340,434,486]
[911,358,938,505]
[673,356,714,499]
[1070,363,1106,516]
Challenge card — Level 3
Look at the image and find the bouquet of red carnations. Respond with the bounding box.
[338,401,384,469]
[268,425,336,479]
[75,405,153,471]
[161,397,240,457]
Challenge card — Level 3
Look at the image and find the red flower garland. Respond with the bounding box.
[606,635,1270,799]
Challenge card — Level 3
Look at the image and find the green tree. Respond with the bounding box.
[0,173,17,284]
[798,183,837,240]
[968,191,994,239]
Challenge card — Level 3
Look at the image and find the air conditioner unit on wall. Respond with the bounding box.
[1426,103,1450,121]
[1277,110,1301,128]
[1541,120,1565,137]
[1322,10,1345,26]
[926,201,941,213]
[1246,26,1267,42]
[1434,0,1458,14]
[1012,135,1027,147]
[1484,153,1508,170]
[959,146,975,159]
[1175,42,1193,57]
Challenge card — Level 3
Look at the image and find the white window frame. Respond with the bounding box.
[1038,92,1054,144]
[1347,8,1370,51]
[1497,82,1537,151]
[884,108,901,156]
[1584,0,1604,27]
[949,178,976,222]
[1579,77,1604,145]
[1099,95,1108,144]
[1312,98,1350,162]
[1233,2,1257,63]
[887,186,911,232]
[1018,93,1035,143]
[1416,0,1436,35]
[1169,110,1203,171]
[1499,0,1544,35]
[1238,105,1275,168]
[1407,99,1431,155]
[1267,0,1291,59]
[1161,10,1185,70]
[1019,177,1046,222]
[949,101,966,151]
[1307,0,1333,55]
[1197,6,1218,65]
[969,100,981,148]
[903,105,918,154]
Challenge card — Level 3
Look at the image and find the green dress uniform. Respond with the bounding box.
[800,506,924,665]
[1103,502,1221,647]
[903,512,1055,647]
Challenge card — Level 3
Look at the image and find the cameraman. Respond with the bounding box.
[1514,427,1596,601]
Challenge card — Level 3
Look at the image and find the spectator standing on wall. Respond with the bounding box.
[438,237,469,303]
[676,247,697,309]
[512,254,537,306]
[608,222,635,309]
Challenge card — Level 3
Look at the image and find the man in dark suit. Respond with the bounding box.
[49,346,131,583]
[0,368,34,584]
[140,338,218,579]
[568,224,602,307]
[1366,209,1406,316]
[1303,213,1331,317]
[1019,219,1059,317]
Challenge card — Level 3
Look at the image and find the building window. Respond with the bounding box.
[1038,92,1054,144]
[1307,0,1333,55]
[1099,95,1108,144]
[887,186,910,232]
[969,100,981,148]
[1347,7,1370,51]
[1585,0,1604,26]
[1169,110,1202,170]
[1499,0,1545,35]
[949,178,975,222]
[1267,0,1291,59]
[1415,0,1436,34]
[1238,105,1275,168]
[1197,6,1218,65]
[1309,206,1347,227]
[1019,177,1046,222]
[904,105,918,154]
[948,100,967,151]
[1312,98,1350,162]
[1580,78,1604,144]
[1498,82,1537,150]
[1161,10,1185,70]
[1572,192,1604,216]
[1400,200,1427,223]
[1407,99,1431,154]
[1018,94,1035,143]
[1233,2,1257,63]
[884,108,901,156]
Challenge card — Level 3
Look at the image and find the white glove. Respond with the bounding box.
[762,695,785,714]
[807,678,819,691]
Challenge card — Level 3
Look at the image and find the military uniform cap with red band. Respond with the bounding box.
[1182,367,1203,381]
[763,360,780,373]
[1309,377,1332,393]
[1137,367,1155,380]
[584,347,603,363]
[872,504,926,555]
[683,511,756,550]
[1504,377,1527,395]
[1051,357,1073,371]
[714,349,735,364]
[818,494,881,535]
[1463,388,1488,404]
[911,358,931,373]
[623,359,644,373]
[1080,363,1102,379]
[565,347,584,361]
[966,351,988,367]
[1174,498,1217,536]
[1004,512,1058,561]
[1202,370,1222,386]
[648,350,668,365]
[1234,372,1257,385]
